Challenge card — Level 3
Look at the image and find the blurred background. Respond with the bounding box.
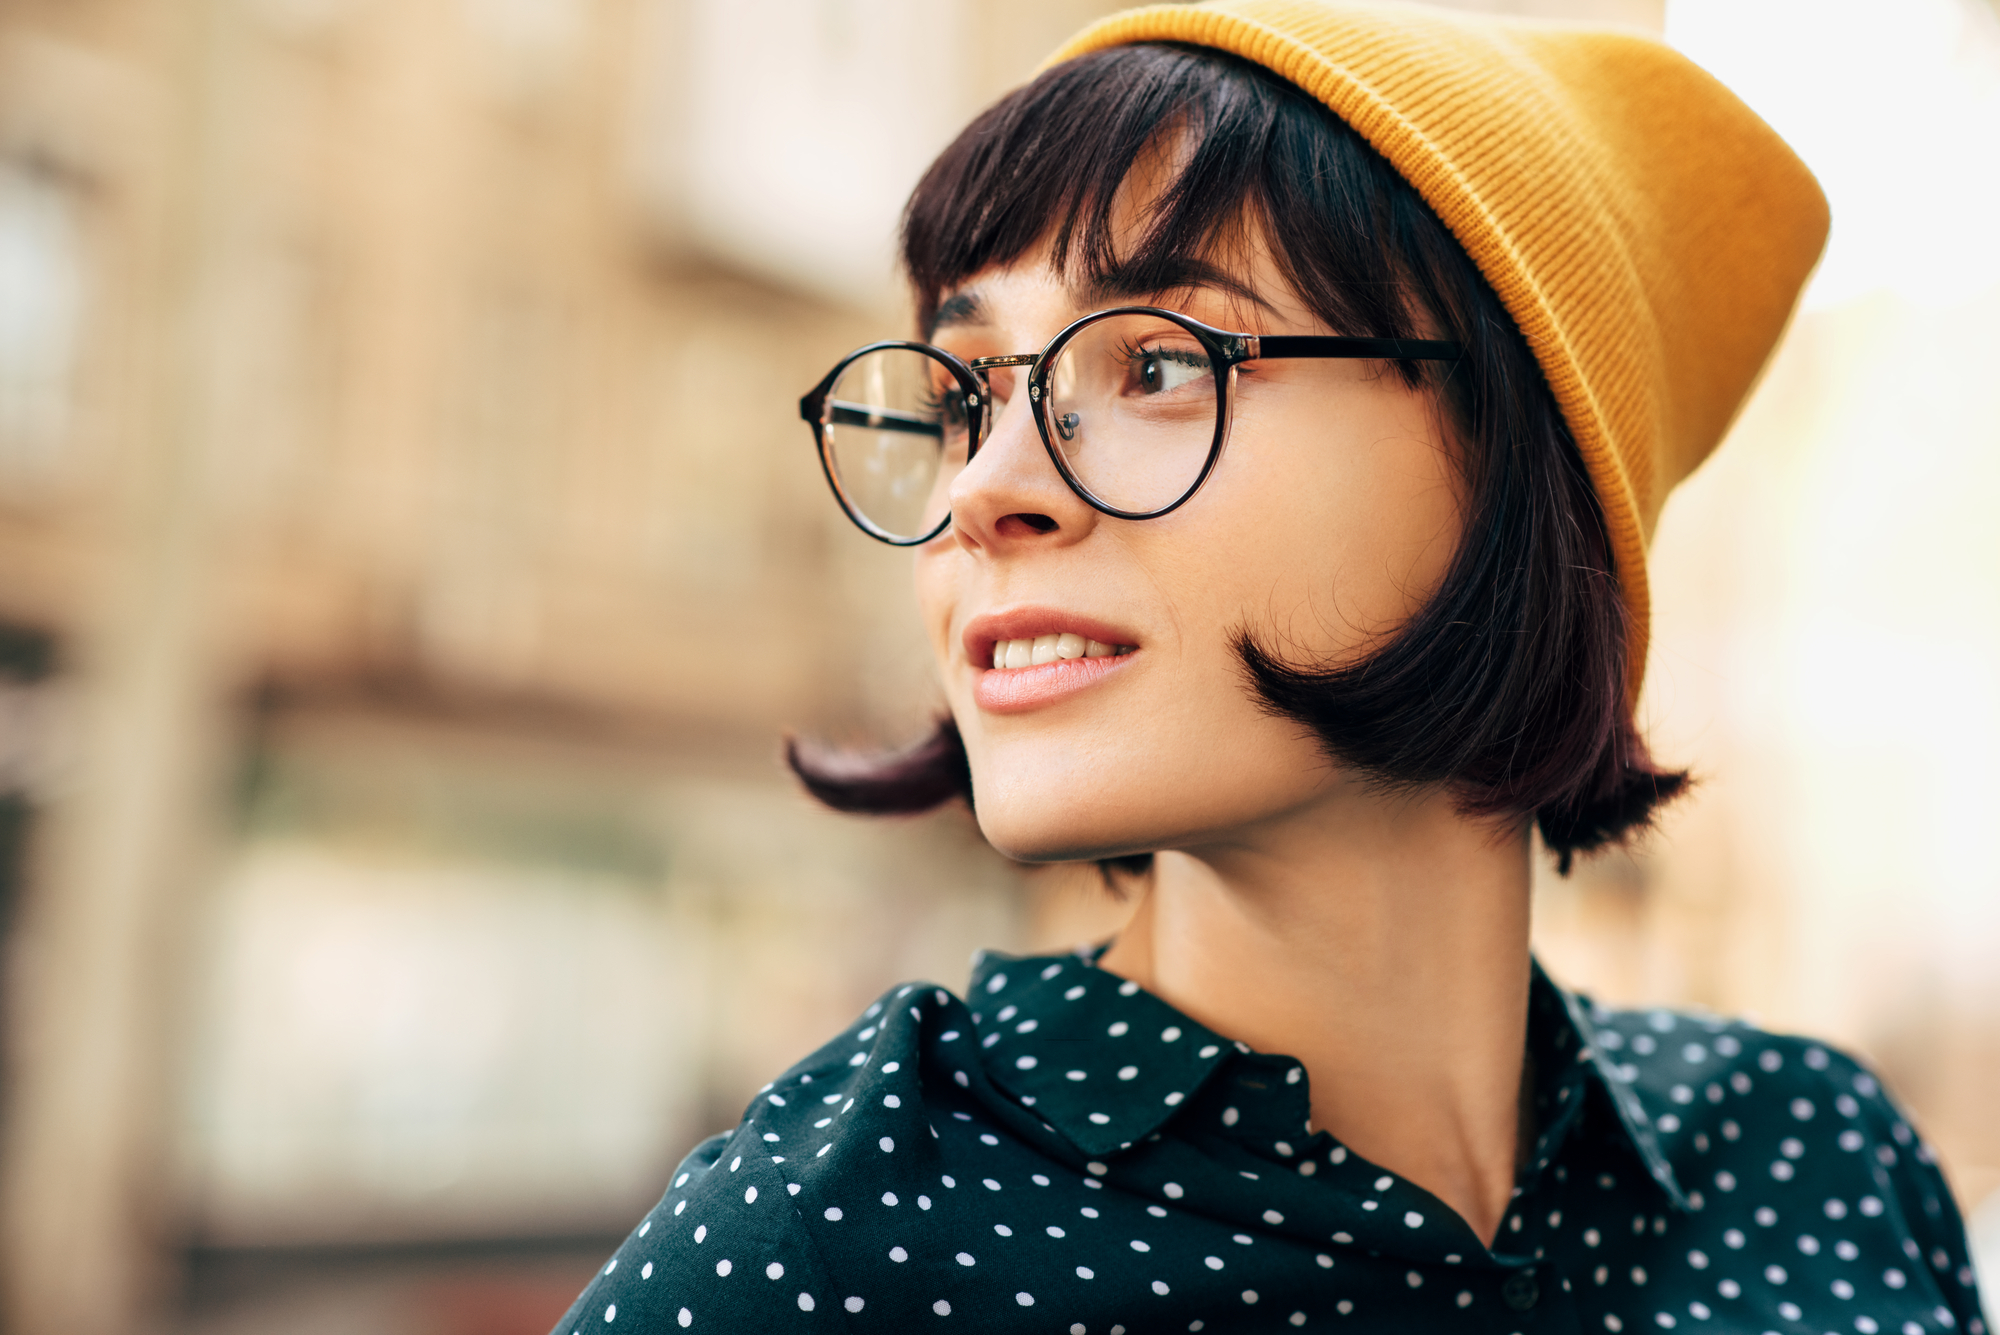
[0,0,1991,1330]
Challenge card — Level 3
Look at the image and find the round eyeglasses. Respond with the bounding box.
[798,305,1462,546]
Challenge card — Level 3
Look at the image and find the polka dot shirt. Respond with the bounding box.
[552,950,1987,1334]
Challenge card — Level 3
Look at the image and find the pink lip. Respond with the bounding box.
[961,606,1142,715]
[973,654,1137,713]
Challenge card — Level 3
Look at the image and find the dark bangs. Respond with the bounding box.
[903,43,1443,382]
[792,42,1686,871]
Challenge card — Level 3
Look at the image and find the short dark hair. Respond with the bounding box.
[788,42,1685,873]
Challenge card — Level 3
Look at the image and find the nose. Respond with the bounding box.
[946,372,1095,553]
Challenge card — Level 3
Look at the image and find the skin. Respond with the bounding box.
[911,227,1536,1245]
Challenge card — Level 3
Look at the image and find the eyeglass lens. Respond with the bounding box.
[821,346,969,542]
[1042,312,1221,515]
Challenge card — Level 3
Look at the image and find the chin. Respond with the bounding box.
[965,762,1164,865]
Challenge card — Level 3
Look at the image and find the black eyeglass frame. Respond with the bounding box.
[798,305,1463,546]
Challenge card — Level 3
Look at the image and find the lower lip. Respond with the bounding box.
[972,653,1137,713]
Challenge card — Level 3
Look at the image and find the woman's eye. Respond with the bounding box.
[1132,345,1210,395]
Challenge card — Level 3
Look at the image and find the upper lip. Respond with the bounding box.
[961,606,1140,668]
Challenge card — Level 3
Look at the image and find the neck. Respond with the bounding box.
[1095,783,1533,1247]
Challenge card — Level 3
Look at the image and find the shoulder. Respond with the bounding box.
[552,978,1044,1333]
[1585,1001,1986,1326]
[1586,1002,1917,1183]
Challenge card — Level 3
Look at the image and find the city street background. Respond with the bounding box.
[0,0,1992,1330]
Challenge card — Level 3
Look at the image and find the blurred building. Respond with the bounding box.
[0,0,1991,1333]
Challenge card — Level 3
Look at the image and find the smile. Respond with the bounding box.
[989,632,1135,670]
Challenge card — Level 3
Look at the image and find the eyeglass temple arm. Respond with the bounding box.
[1246,334,1462,362]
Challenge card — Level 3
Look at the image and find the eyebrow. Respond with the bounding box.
[1080,257,1278,319]
[930,291,984,332]
[927,259,1277,341]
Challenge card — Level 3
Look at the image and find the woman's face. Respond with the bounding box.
[914,236,1462,863]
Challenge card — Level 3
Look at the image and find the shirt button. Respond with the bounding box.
[1501,1269,1540,1311]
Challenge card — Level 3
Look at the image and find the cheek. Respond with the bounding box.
[1202,389,1461,658]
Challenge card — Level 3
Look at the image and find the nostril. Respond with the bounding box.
[1006,513,1058,534]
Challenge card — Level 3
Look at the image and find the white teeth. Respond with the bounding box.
[989,633,1135,668]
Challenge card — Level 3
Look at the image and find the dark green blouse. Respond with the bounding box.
[553,950,1987,1334]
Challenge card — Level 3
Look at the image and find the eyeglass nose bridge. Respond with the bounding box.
[964,353,1041,449]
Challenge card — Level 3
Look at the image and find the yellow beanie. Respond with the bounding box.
[1049,1,1829,702]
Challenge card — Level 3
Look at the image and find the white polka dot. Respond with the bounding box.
[879,1137,895,1152]
[1289,1313,1307,1327]
[1118,1065,1139,1080]
[932,1300,951,1316]
[956,1253,976,1266]
[1109,1022,1130,1037]
[1406,1271,1422,1288]
[1242,1290,1259,1304]
[1016,1056,1038,1070]
[765,1261,785,1281]
[1087,1162,1108,1175]
[744,1187,757,1203]
[1263,1210,1284,1225]
[1076,1266,1094,1279]
[1015,1292,1035,1307]
[677,1309,691,1328]
[883,1094,900,1108]
[1222,1108,1240,1126]
[1317,1254,1333,1268]
[1119,980,1139,996]
[1405,1211,1424,1228]
[889,1247,908,1262]
[824,1207,842,1221]
[844,1296,864,1313]
[1457,1291,1474,1308]
[1152,1281,1171,1295]
[796,1293,814,1312]
[694,1225,707,1243]
[1088,1112,1111,1125]
[1066,1070,1087,1081]
[716,1260,732,1277]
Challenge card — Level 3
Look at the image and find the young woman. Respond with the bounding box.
[556,3,1987,1331]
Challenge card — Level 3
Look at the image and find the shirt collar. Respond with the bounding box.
[1551,973,1695,1212]
[966,948,1690,1212]
[967,949,1237,1156]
